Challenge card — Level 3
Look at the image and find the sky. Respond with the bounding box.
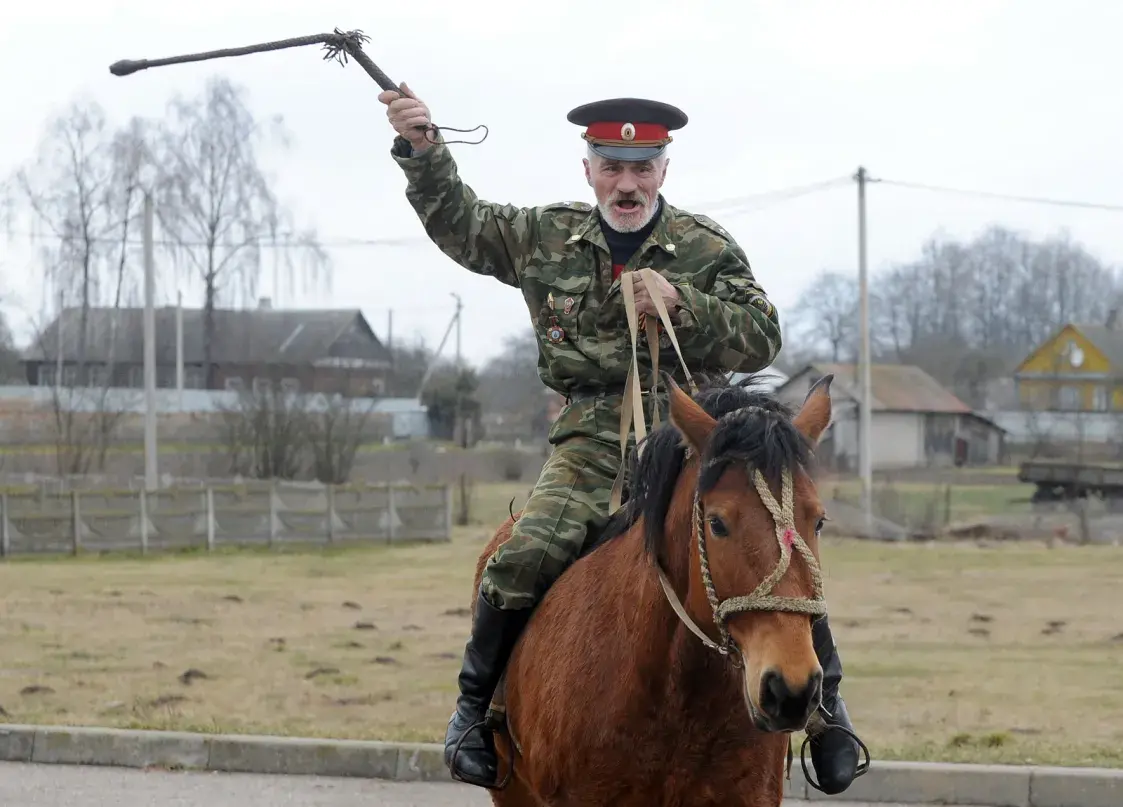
[2,0,1122,369]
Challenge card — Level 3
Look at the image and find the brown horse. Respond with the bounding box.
[468,372,838,807]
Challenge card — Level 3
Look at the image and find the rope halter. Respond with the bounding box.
[656,461,827,666]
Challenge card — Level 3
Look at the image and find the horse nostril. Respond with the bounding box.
[759,668,824,727]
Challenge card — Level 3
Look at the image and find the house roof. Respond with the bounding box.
[1075,323,1123,367]
[22,305,388,366]
[784,362,974,414]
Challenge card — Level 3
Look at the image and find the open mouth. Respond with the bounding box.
[614,199,643,213]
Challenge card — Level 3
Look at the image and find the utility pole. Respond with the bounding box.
[856,166,872,535]
[450,292,468,525]
[453,294,462,367]
[450,292,464,446]
[175,290,184,409]
[143,190,158,491]
[387,309,394,371]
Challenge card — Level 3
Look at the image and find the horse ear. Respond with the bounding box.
[792,373,833,445]
[664,373,715,453]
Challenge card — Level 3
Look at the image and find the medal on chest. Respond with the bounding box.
[546,316,565,344]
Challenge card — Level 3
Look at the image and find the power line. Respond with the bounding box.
[870,177,1123,213]
[1,177,857,250]
[687,175,853,213]
[7,175,1122,252]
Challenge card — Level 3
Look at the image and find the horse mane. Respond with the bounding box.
[588,372,815,565]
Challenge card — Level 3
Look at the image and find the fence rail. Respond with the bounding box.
[0,481,453,557]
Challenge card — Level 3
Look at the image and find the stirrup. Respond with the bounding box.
[448,718,516,791]
[799,722,871,794]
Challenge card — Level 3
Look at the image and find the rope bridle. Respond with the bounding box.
[616,270,827,660]
[618,271,868,792]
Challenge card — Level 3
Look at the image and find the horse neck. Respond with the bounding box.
[640,459,735,685]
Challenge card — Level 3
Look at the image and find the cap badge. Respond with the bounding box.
[621,122,636,141]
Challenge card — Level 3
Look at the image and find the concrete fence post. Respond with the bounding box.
[0,492,9,558]
[139,489,149,555]
[206,487,215,551]
[269,480,278,547]
[71,490,80,556]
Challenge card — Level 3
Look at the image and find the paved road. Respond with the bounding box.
[0,761,980,807]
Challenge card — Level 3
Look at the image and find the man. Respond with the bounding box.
[377,87,863,795]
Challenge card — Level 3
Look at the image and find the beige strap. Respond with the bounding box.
[656,566,723,652]
[609,268,699,513]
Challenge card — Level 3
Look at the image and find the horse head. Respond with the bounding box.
[658,371,834,734]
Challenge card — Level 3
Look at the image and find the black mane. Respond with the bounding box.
[584,373,814,563]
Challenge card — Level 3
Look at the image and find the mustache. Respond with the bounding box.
[608,190,651,206]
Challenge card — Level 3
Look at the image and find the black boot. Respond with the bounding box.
[443,590,531,788]
[807,614,869,795]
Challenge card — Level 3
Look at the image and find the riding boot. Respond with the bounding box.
[443,589,531,788]
[809,614,864,795]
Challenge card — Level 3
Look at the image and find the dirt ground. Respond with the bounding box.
[0,481,1121,768]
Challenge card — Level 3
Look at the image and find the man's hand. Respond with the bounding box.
[377,82,433,153]
[630,270,681,322]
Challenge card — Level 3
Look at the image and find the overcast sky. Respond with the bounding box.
[2,0,1121,368]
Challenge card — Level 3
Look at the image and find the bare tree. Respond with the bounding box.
[3,100,154,475]
[217,380,310,480]
[477,329,548,439]
[151,76,331,390]
[4,100,151,379]
[788,225,1123,409]
[785,269,860,362]
[306,392,376,485]
[216,364,376,484]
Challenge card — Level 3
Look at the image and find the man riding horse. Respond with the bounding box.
[377,86,865,796]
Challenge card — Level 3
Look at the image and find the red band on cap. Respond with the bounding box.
[584,121,670,144]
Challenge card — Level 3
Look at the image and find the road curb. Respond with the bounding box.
[1,724,1120,806]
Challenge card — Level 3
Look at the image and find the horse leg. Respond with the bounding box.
[487,744,546,807]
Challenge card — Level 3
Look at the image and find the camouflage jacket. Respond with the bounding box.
[391,137,783,444]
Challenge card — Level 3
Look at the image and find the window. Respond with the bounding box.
[184,367,205,389]
[1058,385,1081,410]
[1093,386,1110,411]
[87,365,109,388]
[37,365,55,387]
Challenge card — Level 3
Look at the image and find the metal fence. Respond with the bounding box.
[0,480,453,556]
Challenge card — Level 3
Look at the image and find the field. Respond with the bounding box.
[1,480,1121,769]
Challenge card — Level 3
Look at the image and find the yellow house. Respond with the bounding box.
[1014,320,1123,411]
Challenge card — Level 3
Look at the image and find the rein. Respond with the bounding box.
[615,270,826,663]
[616,270,868,793]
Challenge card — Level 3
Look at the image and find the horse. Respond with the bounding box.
[467,370,837,807]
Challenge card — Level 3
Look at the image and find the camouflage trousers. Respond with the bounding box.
[478,390,664,611]
[479,433,623,611]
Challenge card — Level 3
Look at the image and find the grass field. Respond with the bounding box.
[1,480,1121,769]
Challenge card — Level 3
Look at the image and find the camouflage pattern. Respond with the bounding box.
[479,434,621,609]
[391,135,782,610]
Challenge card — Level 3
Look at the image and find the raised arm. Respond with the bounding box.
[379,84,536,288]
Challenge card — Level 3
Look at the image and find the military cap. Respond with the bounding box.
[567,98,688,161]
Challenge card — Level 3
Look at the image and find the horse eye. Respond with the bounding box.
[815,515,828,534]
[707,516,729,537]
